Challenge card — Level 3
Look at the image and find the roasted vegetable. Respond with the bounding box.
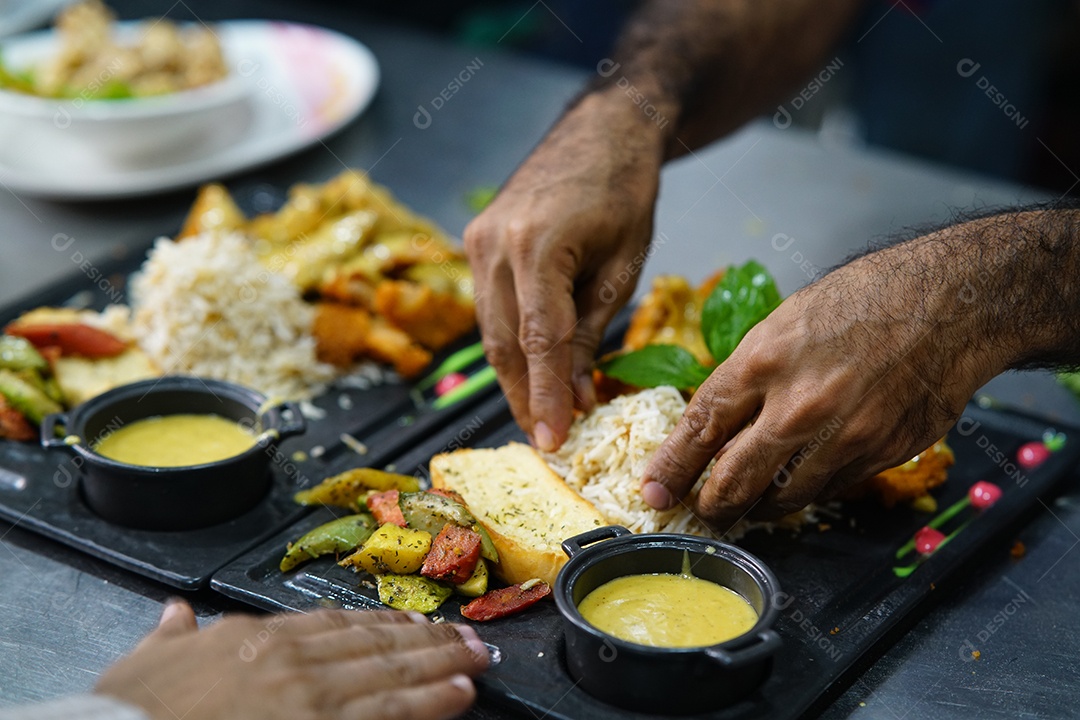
[461,579,552,622]
[294,468,422,509]
[0,395,36,441]
[376,573,453,614]
[280,514,376,572]
[6,323,127,358]
[454,558,489,598]
[0,369,62,424]
[366,489,407,527]
[0,335,48,372]
[339,523,432,575]
[399,490,475,536]
[421,524,482,585]
[398,490,499,563]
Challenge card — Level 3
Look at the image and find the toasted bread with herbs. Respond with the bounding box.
[429,442,605,586]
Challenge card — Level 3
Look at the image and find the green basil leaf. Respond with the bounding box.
[701,260,781,363]
[599,344,713,389]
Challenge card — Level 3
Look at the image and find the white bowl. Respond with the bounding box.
[0,22,249,167]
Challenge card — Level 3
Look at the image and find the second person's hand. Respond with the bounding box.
[465,88,666,450]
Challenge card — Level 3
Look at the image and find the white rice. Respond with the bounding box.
[129,233,336,401]
[543,386,815,540]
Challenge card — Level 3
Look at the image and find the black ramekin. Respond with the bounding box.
[554,526,782,714]
[40,376,305,531]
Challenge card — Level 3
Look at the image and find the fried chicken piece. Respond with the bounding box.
[312,303,372,368]
[375,280,475,351]
[366,317,432,378]
[844,439,955,507]
[623,275,716,366]
[312,302,432,377]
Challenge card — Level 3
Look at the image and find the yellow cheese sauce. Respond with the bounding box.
[93,414,256,467]
[577,572,759,648]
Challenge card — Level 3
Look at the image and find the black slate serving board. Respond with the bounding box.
[0,186,501,589]
[210,393,1080,719]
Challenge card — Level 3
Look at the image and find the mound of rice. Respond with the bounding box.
[543,386,815,539]
[130,233,336,400]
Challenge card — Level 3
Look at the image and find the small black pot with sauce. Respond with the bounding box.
[555,526,782,715]
[40,376,305,531]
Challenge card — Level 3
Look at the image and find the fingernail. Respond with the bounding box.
[574,373,596,410]
[456,625,489,659]
[450,674,474,692]
[159,599,186,625]
[642,481,674,510]
[533,422,556,452]
[406,611,429,624]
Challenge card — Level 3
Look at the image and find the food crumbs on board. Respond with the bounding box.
[340,433,368,456]
[310,445,326,458]
[291,450,308,462]
[830,627,839,635]
[818,523,832,532]
[385,464,397,472]
[972,650,981,660]
[337,394,354,411]
[930,582,936,591]
[1011,540,1026,559]
[538,651,544,658]
[859,702,866,708]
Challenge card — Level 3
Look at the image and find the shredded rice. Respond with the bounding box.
[130,233,336,401]
[543,386,815,540]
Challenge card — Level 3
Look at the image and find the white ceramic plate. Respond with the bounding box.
[0,20,380,200]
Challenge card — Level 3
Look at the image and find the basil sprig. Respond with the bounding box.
[599,259,782,390]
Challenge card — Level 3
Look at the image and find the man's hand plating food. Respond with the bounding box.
[464,0,859,451]
[642,211,1080,528]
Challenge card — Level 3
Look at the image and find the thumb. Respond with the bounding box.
[155,599,198,638]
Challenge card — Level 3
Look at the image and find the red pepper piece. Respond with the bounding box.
[0,395,36,441]
[6,323,127,358]
[421,524,482,584]
[461,580,551,622]
[366,489,407,527]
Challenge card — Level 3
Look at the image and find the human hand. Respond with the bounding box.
[96,601,489,720]
[640,238,1008,529]
[465,88,667,451]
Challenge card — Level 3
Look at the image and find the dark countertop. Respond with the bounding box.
[2,2,1080,717]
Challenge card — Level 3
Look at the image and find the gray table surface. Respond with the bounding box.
[2,3,1080,718]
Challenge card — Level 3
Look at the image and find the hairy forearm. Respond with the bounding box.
[839,208,1080,383]
[583,0,862,159]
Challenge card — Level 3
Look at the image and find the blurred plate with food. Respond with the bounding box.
[0,2,379,199]
[0,0,71,39]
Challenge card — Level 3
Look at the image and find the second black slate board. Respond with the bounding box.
[210,396,1080,720]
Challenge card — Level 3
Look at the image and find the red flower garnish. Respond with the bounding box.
[1017,441,1051,470]
[434,372,467,397]
[967,481,1003,510]
[915,526,946,555]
